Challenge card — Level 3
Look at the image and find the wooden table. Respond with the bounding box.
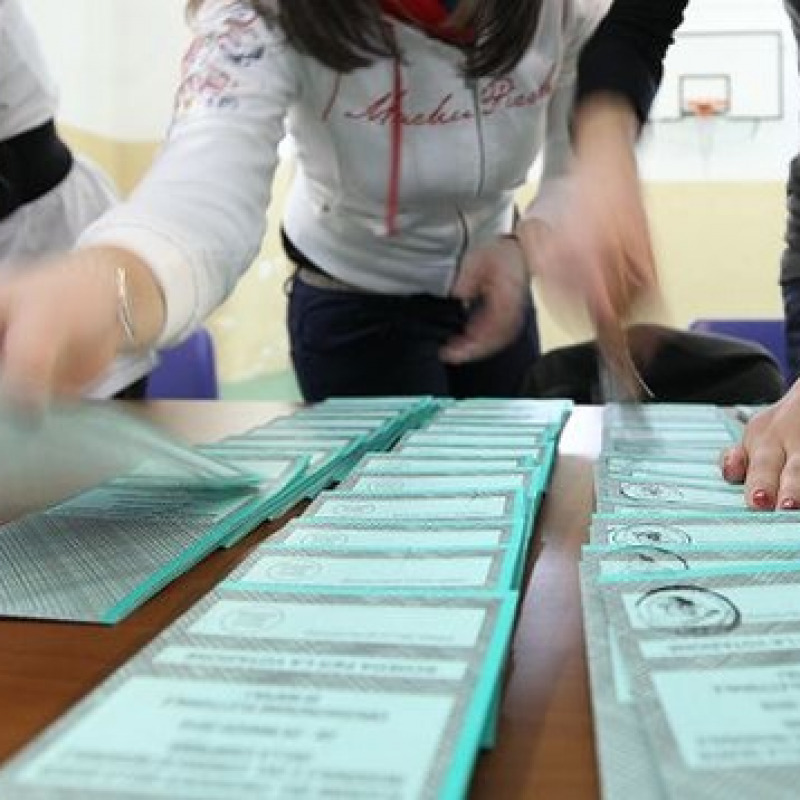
[0,401,602,798]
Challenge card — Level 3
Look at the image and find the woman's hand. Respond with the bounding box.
[519,97,660,347]
[440,234,530,364]
[0,247,164,404]
[722,381,800,511]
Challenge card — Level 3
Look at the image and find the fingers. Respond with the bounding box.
[721,444,748,485]
[440,296,521,363]
[776,453,800,510]
[742,441,785,510]
[442,241,526,364]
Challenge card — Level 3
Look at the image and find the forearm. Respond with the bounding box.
[572,95,639,155]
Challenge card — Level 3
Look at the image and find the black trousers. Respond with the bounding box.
[287,274,540,403]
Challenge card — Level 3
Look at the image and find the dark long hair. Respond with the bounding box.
[239,1,543,78]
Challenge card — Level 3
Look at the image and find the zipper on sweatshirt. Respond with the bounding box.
[471,80,486,197]
[455,207,470,264]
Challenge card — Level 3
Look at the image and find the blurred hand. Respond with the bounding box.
[0,247,164,405]
[440,234,530,363]
[722,381,800,511]
[518,97,660,355]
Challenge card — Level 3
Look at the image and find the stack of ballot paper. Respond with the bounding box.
[0,398,571,798]
[582,402,800,800]
[0,396,437,624]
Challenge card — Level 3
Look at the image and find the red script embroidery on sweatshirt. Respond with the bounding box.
[343,71,555,127]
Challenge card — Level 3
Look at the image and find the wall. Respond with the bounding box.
[22,1,793,386]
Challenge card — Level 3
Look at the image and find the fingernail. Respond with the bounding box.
[781,498,800,510]
[752,489,773,509]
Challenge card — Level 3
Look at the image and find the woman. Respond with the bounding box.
[0,0,153,397]
[0,0,665,403]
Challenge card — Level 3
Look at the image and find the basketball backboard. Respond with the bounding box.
[651,30,784,122]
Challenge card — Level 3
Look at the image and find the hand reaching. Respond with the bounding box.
[0,247,164,405]
[518,98,661,356]
[440,234,531,364]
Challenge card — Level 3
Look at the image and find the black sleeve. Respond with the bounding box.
[576,0,690,124]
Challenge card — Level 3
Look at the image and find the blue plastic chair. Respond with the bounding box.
[145,328,219,399]
[688,318,789,382]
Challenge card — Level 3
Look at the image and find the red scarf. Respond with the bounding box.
[381,0,471,44]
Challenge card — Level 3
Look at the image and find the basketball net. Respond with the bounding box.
[685,98,729,161]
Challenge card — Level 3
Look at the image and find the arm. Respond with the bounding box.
[576,0,689,125]
[80,0,298,345]
[0,0,298,400]
[517,0,688,349]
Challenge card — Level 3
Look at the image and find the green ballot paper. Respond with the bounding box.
[0,398,259,520]
[599,568,800,800]
[0,591,518,800]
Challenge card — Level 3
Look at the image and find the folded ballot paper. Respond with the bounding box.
[0,398,259,521]
[581,403,800,800]
[0,396,445,624]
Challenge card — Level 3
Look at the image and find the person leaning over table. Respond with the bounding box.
[0,0,672,405]
[723,0,800,511]
[568,0,800,511]
[0,0,154,398]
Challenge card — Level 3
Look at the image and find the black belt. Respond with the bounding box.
[0,120,74,222]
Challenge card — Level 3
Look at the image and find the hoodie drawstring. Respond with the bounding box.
[385,55,404,237]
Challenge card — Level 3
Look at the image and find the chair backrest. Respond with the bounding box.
[145,328,219,400]
[688,318,788,382]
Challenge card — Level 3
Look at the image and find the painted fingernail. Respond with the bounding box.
[781,498,800,510]
[752,489,773,509]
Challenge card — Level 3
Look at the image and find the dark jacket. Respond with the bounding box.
[576,0,690,123]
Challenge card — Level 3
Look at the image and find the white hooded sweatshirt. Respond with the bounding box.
[81,0,610,346]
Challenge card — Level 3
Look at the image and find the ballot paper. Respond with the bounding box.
[595,475,749,515]
[601,455,724,482]
[392,442,554,463]
[0,492,253,623]
[337,471,538,500]
[0,591,517,800]
[581,547,800,800]
[397,430,552,448]
[352,453,540,475]
[590,514,800,547]
[0,399,258,520]
[440,397,572,423]
[599,568,800,800]
[223,547,518,594]
[267,519,526,550]
[305,490,527,525]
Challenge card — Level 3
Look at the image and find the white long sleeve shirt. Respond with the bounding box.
[82,0,610,346]
[0,0,153,396]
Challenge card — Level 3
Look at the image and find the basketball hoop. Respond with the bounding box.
[685,98,729,118]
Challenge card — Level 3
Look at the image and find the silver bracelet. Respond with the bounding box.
[115,265,137,347]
